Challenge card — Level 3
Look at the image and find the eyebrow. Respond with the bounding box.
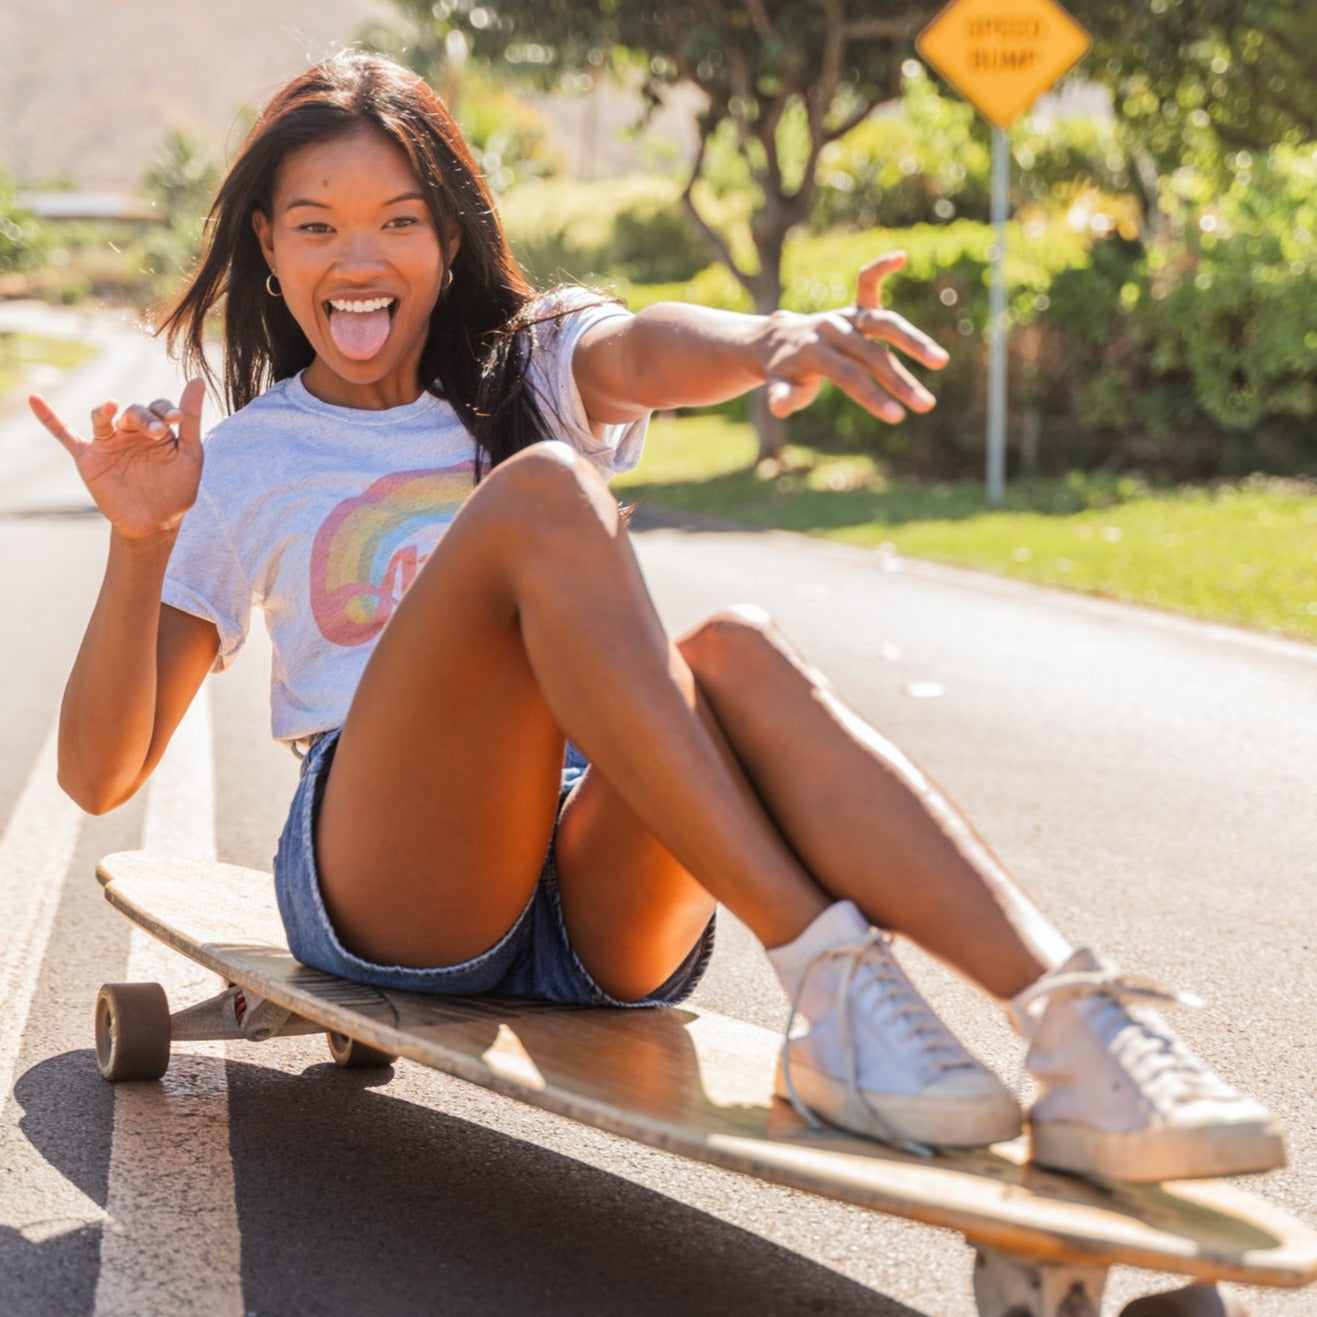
[284,191,428,212]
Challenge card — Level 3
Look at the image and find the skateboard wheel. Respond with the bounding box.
[95,982,171,1082]
[326,1031,397,1069]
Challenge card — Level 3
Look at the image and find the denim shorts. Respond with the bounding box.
[273,730,715,1007]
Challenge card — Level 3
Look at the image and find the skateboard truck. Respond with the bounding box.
[169,983,322,1043]
[94,980,398,1082]
[974,1245,1107,1317]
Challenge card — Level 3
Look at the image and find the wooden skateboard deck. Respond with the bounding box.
[96,850,1317,1317]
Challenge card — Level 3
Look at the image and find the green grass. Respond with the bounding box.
[615,415,1317,643]
[0,331,97,396]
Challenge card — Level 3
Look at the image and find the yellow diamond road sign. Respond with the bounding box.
[917,0,1091,129]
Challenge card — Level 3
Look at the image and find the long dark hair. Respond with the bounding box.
[160,52,571,471]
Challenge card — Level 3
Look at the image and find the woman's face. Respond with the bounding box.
[253,126,456,410]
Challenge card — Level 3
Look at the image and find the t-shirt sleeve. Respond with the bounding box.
[525,291,649,478]
[161,483,254,672]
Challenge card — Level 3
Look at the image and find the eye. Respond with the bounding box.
[296,221,333,235]
[385,215,421,229]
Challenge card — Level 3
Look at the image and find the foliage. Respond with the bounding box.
[812,67,1139,233]
[1152,143,1316,431]
[1063,142,1317,473]
[810,71,990,231]
[612,175,1315,482]
[380,1,921,303]
[1075,0,1316,182]
[0,167,47,275]
[131,128,224,297]
[378,0,938,456]
[498,175,714,283]
[453,70,562,190]
[143,129,220,226]
[356,15,565,190]
[372,0,1315,461]
[612,216,1099,472]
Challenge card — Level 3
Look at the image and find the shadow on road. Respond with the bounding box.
[12,1050,930,1317]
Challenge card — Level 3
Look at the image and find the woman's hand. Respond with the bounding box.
[29,378,205,541]
[762,251,949,424]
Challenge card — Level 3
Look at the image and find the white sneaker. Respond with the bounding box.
[1012,947,1287,1182]
[768,902,1021,1151]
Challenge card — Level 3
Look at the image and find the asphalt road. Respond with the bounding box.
[1,304,1313,1315]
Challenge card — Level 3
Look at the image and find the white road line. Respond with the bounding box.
[0,717,103,1240]
[95,688,245,1317]
[0,718,84,1117]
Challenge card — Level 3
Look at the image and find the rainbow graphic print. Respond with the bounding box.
[310,463,475,646]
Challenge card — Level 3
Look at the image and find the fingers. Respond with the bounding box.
[119,400,176,441]
[119,382,202,447]
[176,379,206,447]
[29,393,91,457]
[828,315,941,421]
[855,251,907,311]
[30,385,204,460]
[767,314,946,425]
[853,308,950,372]
[765,260,951,425]
[766,377,821,419]
[90,399,121,439]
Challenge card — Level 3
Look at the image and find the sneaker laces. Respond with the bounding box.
[1014,964,1231,1107]
[779,931,973,1155]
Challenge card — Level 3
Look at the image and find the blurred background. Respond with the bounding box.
[2,0,1314,638]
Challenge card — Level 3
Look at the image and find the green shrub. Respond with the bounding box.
[454,70,562,192]
[619,140,1314,481]
[1157,144,1315,433]
[500,175,714,284]
[0,169,47,274]
[1062,142,1317,475]
[812,65,1132,232]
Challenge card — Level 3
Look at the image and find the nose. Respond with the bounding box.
[335,228,387,278]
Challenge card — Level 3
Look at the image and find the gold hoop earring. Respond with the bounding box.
[265,273,282,298]
[443,266,454,295]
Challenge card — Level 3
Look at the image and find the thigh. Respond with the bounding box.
[551,623,743,1002]
[313,463,569,971]
[553,767,718,1002]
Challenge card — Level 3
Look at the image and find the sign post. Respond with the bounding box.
[917,0,1090,506]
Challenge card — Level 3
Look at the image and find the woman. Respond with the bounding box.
[31,52,1284,1182]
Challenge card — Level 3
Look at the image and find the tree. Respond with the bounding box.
[1072,0,1316,243]
[143,129,220,228]
[378,0,929,457]
[374,0,1314,458]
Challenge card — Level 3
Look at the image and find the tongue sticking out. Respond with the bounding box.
[329,306,393,361]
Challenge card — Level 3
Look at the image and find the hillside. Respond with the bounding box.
[0,0,697,190]
[1,0,393,187]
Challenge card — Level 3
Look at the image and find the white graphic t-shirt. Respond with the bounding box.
[162,298,646,744]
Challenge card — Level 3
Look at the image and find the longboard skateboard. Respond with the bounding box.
[95,850,1317,1317]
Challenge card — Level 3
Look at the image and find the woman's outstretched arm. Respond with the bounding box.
[572,252,949,427]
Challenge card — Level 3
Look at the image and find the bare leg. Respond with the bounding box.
[672,607,1071,999]
[315,442,825,971]
[555,604,1068,1001]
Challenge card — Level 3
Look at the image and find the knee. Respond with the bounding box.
[678,604,785,689]
[475,440,622,547]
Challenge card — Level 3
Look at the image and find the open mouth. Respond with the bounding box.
[325,297,398,361]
